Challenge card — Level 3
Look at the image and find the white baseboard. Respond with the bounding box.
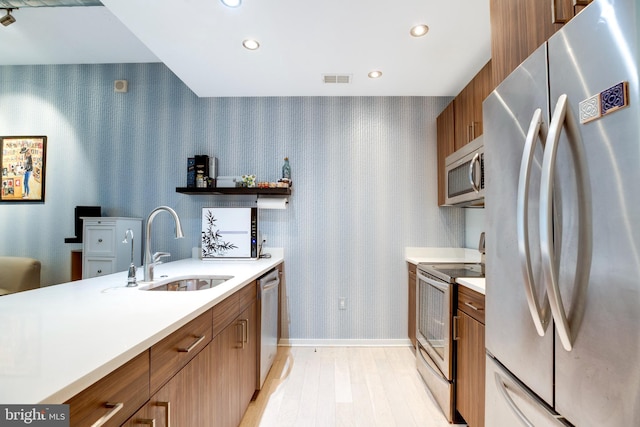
[278,338,413,347]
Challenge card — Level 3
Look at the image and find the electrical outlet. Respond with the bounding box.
[339,297,347,310]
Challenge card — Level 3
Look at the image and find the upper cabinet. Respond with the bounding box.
[437,102,455,206]
[490,0,593,86]
[436,60,491,206]
[454,61,493,151]
[436,0,593,207]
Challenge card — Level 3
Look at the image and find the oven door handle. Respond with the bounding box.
[417,271,450,292]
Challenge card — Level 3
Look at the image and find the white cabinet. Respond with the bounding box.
[82,217,142,279]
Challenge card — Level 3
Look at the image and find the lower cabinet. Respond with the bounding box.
[66,351,150,427]
[407,263,417,348]
[455,286,486,427]
[123,344,214,426]
[67,279,261,427]
[212,299,258,427]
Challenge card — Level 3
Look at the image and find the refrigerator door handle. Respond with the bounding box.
[517,108,551,336]
[540,94,593,352]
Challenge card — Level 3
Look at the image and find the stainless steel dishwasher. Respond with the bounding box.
[258,267,280,389]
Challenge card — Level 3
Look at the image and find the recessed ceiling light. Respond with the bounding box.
[410,24,429,37]
[242,39,260,50]
[221,0,241,7]
[368,70,383,79]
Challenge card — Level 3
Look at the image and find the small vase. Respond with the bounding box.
[282,157,291,180]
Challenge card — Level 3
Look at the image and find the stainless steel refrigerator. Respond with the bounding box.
[483,0,640,425]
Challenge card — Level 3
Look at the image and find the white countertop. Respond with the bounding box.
[405,247,486,295]
[0,249,284,404]
[405,247,482,265]
[455,277,485,295]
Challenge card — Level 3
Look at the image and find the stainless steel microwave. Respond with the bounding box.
[445,136,485,207]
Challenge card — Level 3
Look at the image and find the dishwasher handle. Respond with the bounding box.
[259,268,280,293]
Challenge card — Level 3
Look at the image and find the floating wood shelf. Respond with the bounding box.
[175,187,291,196]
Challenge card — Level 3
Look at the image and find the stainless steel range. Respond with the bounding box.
[415,261,484,423]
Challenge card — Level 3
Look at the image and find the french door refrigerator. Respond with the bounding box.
[483,0,639,425]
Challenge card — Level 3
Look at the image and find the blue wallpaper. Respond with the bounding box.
[0,63,463,342]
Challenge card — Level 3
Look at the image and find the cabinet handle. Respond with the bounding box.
[453,316,460,340]
[464,301,484,311]
[90,402,123,427]
[467,124,473,143]
[178,335,205,353]
[239,319,248,349]
[157,401,170,427]
[98,238,103,243]
[136,419,155,426]
[551,0,568,24]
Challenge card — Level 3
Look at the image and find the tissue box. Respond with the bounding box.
[217,176,243,188]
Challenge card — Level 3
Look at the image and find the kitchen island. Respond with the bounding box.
[0,249,284,405]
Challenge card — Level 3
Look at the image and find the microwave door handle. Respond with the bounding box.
[469,152,481,192]
[517,108,551,336]
[540,94,593,352]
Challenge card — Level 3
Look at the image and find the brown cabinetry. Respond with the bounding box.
[407,263,417,348]
[150,309,213,394]
[212,282,258,427]
[436,102,456,206]
[123,344,214,427]
[455,286,485,427]
[66,351,150,427]
[454,61,492,151]
[68,279,263,427]
[490,0,592,87]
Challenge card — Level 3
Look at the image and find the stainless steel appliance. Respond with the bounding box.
[416,262,484,422]
[258,267,280,389]
[445,136,484,207]
[484,0,640,425]
[201,207,258,259]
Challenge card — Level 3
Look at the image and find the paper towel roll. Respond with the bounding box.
[257,197,288,210]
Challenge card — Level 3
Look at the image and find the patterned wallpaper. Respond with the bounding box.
[0,63,464,342]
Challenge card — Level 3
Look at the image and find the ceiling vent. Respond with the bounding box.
[322,74,352,84]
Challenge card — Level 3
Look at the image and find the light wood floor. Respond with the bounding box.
[240,346,467,427]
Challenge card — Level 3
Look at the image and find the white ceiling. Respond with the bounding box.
[0,0,491,98]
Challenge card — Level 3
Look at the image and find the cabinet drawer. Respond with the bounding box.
[84,224,116,256]
[66,350,150,427]
[458,285,485,324]
[213,290,239,337]
[237,281,257,312]
[83,258,115,279]
[150,309,212,393]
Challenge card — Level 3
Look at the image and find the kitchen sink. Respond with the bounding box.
[140,275,233,291]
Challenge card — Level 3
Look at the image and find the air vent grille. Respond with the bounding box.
[322,74,352,84]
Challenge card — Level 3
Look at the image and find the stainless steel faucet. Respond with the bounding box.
[143,206,185,282]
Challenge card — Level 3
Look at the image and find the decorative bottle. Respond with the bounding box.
[282,157,291,180]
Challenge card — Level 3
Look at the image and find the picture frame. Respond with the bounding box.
[0,136,47,203]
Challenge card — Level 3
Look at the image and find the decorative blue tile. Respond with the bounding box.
[600,81,628,116]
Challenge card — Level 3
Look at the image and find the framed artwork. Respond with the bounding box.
[0,136,47,203]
